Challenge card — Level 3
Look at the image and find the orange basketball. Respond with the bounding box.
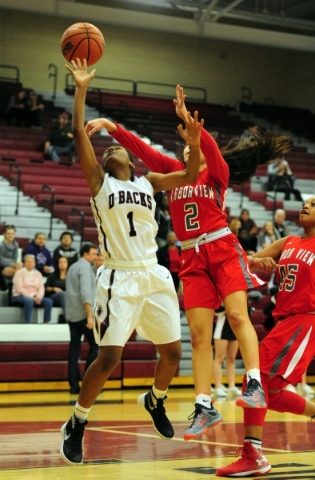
[61,22,105,66]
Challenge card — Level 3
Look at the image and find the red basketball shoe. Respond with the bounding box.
[216,442,271,477]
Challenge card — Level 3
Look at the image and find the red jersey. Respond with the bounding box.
[111,125,229,242]
[273,235,315,319]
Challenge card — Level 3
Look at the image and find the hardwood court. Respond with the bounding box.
[1,388,315,480]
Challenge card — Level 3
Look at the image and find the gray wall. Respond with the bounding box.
[0,10,315,111]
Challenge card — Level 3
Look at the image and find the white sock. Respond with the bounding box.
[246,368,261,383]
[152,385,168,400]
[74,402,91,422]
[196,393,211,408]
[245,437,262,451]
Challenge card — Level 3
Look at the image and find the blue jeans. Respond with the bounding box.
[50,291,66,314]
[46,140,76,163]
[11,295,53,324]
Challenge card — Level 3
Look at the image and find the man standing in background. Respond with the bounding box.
[65,243,98,394]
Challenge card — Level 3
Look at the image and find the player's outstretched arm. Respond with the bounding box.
[65,59,104,196]
[147,111,203,193]
[85,118,118,138]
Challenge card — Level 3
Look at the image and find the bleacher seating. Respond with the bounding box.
[2,78,315,389]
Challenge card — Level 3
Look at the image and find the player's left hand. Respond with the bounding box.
[65,58,96,88]
[249,256,277,272]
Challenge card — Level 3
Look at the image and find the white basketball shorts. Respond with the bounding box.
[93,264,181,346]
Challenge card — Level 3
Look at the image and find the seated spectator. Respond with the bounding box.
[155,193,172,248]
[45,256,68,316]
[5,89,28,126]
[26,90,44,128]
[267,156,303,201]
[157,231,181,292]
[23,232,54,277]
[229,218,256,255]
[44,112,76,164]
[257,221,277,250]
[11,254,53,324]
[239,209,258,251]
[273,208,289,239]
[0,225,23,282]
[53,231,78,268]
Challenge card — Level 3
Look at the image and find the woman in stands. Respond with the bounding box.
[217,196,315,477]
[45,256,68,320]
[0,225,23,282]
[85,86,291,441]
[60,58,203,466]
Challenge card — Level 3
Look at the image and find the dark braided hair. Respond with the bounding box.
[221,126,291,185]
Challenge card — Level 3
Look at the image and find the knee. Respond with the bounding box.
[226,309,247,329]
[99,350,121,372]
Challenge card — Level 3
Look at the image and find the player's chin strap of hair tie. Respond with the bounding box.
[195,233,208,254]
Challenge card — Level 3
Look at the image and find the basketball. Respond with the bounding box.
[61,22,105,66]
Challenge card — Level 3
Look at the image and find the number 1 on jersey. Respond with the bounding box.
[127,211,137,237]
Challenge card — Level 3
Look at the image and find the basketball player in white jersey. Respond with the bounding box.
[60,58,204,465]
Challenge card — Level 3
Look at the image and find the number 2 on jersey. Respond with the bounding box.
[127,211,137,237]
[184,203,200,231]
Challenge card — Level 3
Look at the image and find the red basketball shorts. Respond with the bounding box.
[259,313,315,389]
[179,233,265,311]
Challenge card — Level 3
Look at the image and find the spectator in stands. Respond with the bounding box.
[273,208,289,239]
[213,304,242,399]
[239,209,258,252]
[267,156,303,201]
[45,256,68,317]
[5,89,28,126]
[257,221,277,250]
[23,232,54,277]
[65,243,99,395]
[44,112,76,164]
[0,225,23,282]
[155,193,172,247]
[11,254,53,324]
[26,90,44,128]
[157,231,181,292]
[229,217,256,255]
[53,231,78,269]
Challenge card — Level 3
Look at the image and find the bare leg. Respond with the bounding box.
[213,339,228,389]
[226,340,239,389]
[186,307,215,395]
[78,345,123,408]
[224,291,259,371]
[155,340,182,390]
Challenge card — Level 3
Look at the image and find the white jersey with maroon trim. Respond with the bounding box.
[90,173,158,262]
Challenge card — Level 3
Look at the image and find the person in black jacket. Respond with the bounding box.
[157,231,181,292]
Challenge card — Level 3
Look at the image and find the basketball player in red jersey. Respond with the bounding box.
[217,196,315,476]
[85,87,290,441]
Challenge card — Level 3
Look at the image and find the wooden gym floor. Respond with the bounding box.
[1,387,315,480]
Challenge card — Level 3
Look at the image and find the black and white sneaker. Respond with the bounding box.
[138,389,174,439]
[60,414,87,465]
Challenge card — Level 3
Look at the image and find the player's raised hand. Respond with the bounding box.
[177,110,204,146]
[65,58,96,88]
[173,85,192,123]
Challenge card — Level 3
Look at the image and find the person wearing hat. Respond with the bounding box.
[44,112,76,164]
